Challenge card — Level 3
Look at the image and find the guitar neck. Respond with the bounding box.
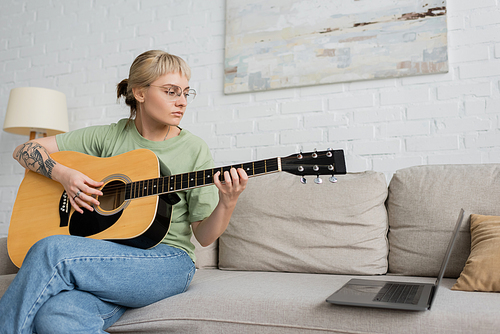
[125,157,282,200]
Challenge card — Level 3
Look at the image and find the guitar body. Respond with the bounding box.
[8,149,172,268]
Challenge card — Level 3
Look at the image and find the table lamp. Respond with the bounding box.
[3,87,69,140]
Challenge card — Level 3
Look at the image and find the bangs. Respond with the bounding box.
[154,53,191,80]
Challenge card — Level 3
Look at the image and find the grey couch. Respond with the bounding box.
[1,164,500,333]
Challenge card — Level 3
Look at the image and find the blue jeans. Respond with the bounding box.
[0,235,196,334]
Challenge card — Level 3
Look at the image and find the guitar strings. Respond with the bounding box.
[95,160,279,196]
[89,152,337,197]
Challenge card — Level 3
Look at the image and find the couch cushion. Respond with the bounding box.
[0,274,16,299]
[191,235,218,269]
[109,269,500,334]
[0,237,19,275]
[452,214,500,292]
[219,171,388,275]
[387,164,500,277]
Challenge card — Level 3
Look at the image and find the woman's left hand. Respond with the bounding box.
[192,167,248,247]
[213,168,248,207]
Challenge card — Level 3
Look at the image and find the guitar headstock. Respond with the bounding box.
[281,149,346,184]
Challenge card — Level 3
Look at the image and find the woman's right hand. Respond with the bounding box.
[52,164,103,214]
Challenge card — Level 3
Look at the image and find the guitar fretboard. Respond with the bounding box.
[124,157,281,200]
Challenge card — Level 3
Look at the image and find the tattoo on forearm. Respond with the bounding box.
[15,142,57,179]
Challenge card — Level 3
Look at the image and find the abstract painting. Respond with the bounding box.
[224,0,448,94]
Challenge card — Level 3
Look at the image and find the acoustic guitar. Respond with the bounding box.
[7,148,346,267]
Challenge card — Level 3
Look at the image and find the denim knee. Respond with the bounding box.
[32,290,121,334]
[29,235,68,254]
[25,235,69,265]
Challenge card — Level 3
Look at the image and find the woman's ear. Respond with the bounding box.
[132,87,146,103]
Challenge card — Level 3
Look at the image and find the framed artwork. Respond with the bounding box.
[224,0,448,94]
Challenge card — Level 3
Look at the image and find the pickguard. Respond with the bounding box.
[69,206,123,237]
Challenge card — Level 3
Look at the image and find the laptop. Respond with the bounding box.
[326,209,465,311]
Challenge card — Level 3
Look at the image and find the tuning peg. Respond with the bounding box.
[314,176,323,184]
[312,149,318,159]
[329,176,338,183]
[300,177,307,184]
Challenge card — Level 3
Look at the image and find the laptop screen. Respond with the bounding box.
[429,208,465,307]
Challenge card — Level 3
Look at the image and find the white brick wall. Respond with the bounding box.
[0,0,499,237]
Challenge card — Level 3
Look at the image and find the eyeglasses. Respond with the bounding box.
[148,84,197,104]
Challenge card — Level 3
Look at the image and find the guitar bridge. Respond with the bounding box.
[59,191,70,227]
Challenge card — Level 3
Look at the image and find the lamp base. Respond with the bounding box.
[29,130,47,140]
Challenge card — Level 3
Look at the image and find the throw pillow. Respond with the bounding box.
[452,214,500,292]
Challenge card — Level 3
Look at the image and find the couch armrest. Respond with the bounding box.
[0,238,18,275]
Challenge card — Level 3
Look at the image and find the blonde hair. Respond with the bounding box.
[117,50,191,120]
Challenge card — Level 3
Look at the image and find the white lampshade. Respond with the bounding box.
[3,87,69,137]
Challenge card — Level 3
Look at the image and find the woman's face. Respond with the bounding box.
[135,72,190,127]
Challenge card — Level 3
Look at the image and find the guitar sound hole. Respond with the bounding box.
[99,180,126,211]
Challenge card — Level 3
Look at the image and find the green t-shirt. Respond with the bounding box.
[55,118,219,262]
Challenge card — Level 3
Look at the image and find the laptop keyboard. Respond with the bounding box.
[373,283,423,305]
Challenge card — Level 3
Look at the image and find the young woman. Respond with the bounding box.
[0,50,248,333]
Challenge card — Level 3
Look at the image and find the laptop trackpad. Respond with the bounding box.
[333,280,385,301]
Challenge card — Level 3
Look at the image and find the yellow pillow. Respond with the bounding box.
[452,214,500,292]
